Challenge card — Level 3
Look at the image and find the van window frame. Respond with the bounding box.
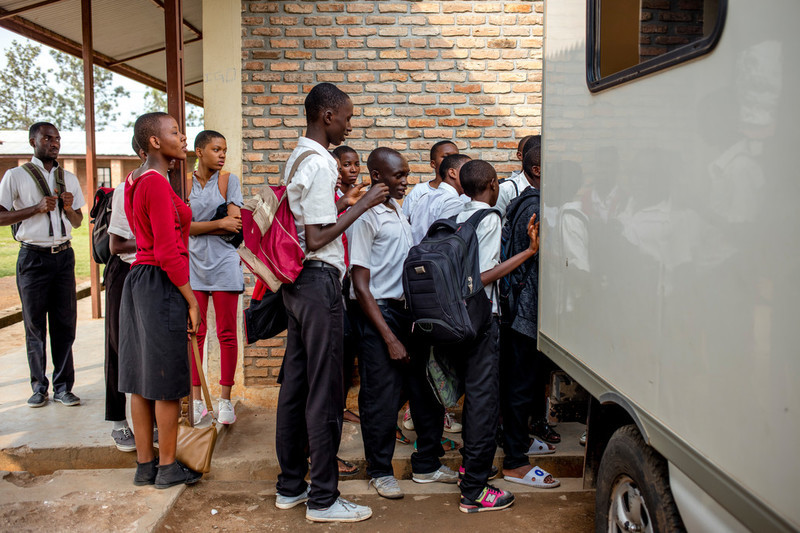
[585,0,728,92]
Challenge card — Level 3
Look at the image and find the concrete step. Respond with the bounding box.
[207,405,586,482]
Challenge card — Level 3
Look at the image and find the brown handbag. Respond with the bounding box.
[176,335,217,473]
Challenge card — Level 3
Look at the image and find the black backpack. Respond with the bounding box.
[402,208,500,345]
[499,188,539,320]
[89,187,114,264]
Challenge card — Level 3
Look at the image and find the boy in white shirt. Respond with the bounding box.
[446,160,541,513]
[496,135,538,215]
[410,153,471,245]
[349,148,459,500]
[276,83,388,523]
[401,140,458,221]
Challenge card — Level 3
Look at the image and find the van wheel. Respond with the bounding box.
[595,425,685,533]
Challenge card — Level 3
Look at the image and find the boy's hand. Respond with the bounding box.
[387,336,410,363]
[359,183,389,209]
[342,182,367,207]
[37,196,58,213]
[60,192,74,210]
[218,214,242,233]
[527,213,540,253]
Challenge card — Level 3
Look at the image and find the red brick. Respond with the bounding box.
[380,72,409,82]
[411,3,439,13]
[285,28,312,37]
[284,4,312,14]
[439,118,465,127]
[440,95,467,104]
[443,3,471,13]
[454,107,481,116]
[347,3,375,13]
[409,95,436,105]
[425,108,450,117]
[303,16,333,25]
[304,38,332,48]
[316,28,345,37]
[366,15,395,24]
[337,38,365,48]
[316,50,346,60]
[268,16,297,25]
[409,72,437,82]
[380,49,407,59]
[243,84,265,93]
[469,118,495,128]
[456,14,486,25]
[336,15,362,25]
[249,3,278,13]
[252,96,279,105]
[317,3,344,13]
[349,27,377,36]
[454,84,481,94]
[269,38,299,48]
[505,4,532,13]
[366,38,397,48]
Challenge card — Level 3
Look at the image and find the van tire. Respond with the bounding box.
[595,424,685,533]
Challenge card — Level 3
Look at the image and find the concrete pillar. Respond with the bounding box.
[201,0,243,402]
[110,159,124,187]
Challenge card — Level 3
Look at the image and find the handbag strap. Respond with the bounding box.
[191,334,215,416]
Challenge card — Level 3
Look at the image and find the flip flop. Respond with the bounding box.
[504,466,560,489]
[414,437,462,452]
[525,437,556,456]
[396,425,412,445]
[338,457,359,477]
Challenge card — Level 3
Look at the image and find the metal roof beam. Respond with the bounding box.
[148,0,201,38]
[0,0,68,21]
[107,35,201,67]
[0,8,203,107]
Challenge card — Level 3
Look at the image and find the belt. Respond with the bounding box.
[376,298,405,308]
[21,241,71,254]
[304,260,338,271]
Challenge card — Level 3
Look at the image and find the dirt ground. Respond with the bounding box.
[158,481,595,533]
[0,275,19,310]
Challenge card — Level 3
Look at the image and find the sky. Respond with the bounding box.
[0,27,200,130]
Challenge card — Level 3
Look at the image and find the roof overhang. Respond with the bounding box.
[0,0,203,107]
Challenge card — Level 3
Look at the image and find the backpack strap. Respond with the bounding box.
[283,150,316,186]
[21,162,66,237]
[498,176,518,196]
[463,207,502,230]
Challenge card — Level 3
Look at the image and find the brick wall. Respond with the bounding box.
[240,0,544,386]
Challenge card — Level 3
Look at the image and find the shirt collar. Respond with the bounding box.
[30,156,59,171]
[296,137,337,167]
[374,198,402,215]
[438,182,458,197]
[464,200,492,210]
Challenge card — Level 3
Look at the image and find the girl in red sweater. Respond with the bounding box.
[119,112,202,488]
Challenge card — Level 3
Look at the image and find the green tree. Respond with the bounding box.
[49,49,130,129]
[127,87,204,128]
[0,41,59,129]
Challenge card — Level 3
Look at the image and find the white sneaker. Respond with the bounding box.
[275,484,310,509]
[370,475,404,499]
[412,464,459,484]
[218,399,236,425]
[306,497,373,523]
[444,411,462,433]
[193,400,208,425]
[402,408,415,431]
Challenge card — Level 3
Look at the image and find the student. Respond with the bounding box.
[446,159,540,513]
[104,137,145,451]
[495,135,535,215]
[0,122,84,408]
[187,130,244,426]
[348,147,458,500]
[401,140,459,221]
[275,83,388,523]
[410,153,471,245]
[333,145,360,198]
[118,112,202,489]
[498,142,562,488]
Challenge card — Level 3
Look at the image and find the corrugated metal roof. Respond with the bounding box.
[0,127,204,156]
[0,0,204,104]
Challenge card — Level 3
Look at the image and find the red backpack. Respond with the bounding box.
[238,151,315,292]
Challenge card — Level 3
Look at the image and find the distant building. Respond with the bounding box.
[0,128,202,199]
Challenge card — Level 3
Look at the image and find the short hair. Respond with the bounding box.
[438,153,471,180]
[523,147,541,178]
[133,112,169,155]
[522,135,541,158]
[304,83,350,123]
[366,146,402,173]
[332,145,358,161]
[517,135,533,152]
[460,160,497,198]
[429,140,457,161]
[29,122,56,139]
[194,130,225,150]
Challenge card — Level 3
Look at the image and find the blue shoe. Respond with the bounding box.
[275,485,310,510]
[305,497,372,523]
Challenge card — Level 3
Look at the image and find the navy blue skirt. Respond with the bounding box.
[118,264,190,401]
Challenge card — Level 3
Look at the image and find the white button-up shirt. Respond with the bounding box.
[410,181,465,245]
[457,200,503,314]
[284,137,345,277]
[0,157,85,246]
[347,198,412,301]
[496,169,531,215]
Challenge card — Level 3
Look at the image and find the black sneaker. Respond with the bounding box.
[27,392,48,408]
[155,460,202,489]
[459,484,515,513]
[111,427,136,452]
[133,459,158,486]
[53,391,81,406]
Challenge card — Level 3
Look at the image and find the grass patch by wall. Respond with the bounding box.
[0,223,91,279]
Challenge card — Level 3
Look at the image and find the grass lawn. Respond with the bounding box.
[0,223,91,279]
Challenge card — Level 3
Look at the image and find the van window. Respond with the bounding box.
[587,0,726,91]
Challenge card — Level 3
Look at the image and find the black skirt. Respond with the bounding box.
[118,264,190,401]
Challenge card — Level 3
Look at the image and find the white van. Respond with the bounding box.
[540,1,799,531]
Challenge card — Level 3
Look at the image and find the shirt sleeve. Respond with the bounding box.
[226,173,244,207]
[438,196,465,220]
[143,177,189,286]
[298,159,337,225]
[0,170,15,210]
[347,214,376,270]
[65,172,86,211]
[108,184,134,240]
[478,213,503,273]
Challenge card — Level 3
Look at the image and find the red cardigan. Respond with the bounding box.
[125,170,192,287]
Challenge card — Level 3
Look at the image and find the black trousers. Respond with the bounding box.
[276,265,344,510]
[440,317,500,500]
[104,255,130,421]
[16,246,77,395]
[499,326,539,469]
[354,301,444,479]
